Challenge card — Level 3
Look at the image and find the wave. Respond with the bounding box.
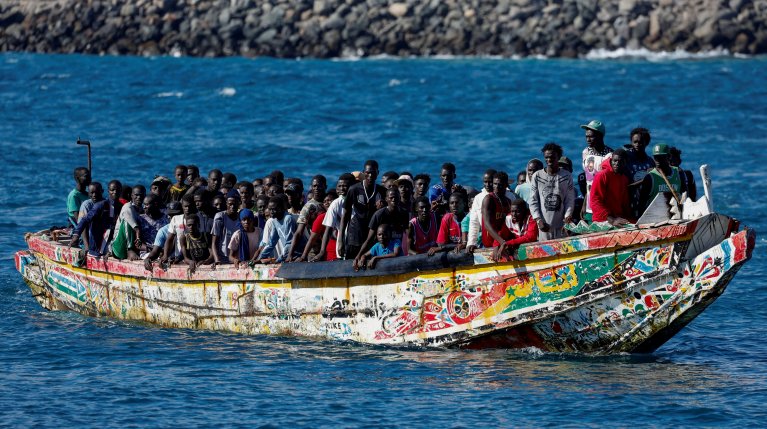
[218,87,236,96]
[155,91,184,98]
[583,47,744,61]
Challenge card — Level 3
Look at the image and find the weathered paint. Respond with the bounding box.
[15,214,755,354]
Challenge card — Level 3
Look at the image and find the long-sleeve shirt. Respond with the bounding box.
[467,188,488,247]
[73,199,118,255]
[258,215,298,262]
[504,214,539,247]
[591,162,633,223]
[529,169,575,240]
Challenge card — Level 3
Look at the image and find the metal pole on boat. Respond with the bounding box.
[76,137,91,174]
[700,164,713,212]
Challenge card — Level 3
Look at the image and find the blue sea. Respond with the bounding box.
[0,52,765,427]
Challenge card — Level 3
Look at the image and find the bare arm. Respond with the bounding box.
[287,223,307,262]
[481,194,506,245]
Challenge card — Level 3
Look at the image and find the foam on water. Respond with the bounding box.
[584,47,738,61]
[155,91,184,98]
[218,87,236,96]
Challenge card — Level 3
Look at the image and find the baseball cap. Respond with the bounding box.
[394,174,413,187]
[580,120,605,136]
[652,143,670,156]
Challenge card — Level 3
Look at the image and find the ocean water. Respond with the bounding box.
[0,52,765,427]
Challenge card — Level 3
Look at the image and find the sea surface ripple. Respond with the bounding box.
[0,53,765,427]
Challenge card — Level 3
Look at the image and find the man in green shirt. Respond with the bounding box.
[639,143,687,214]
[67,167,91,226]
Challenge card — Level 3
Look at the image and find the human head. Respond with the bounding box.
[88,182,104,202]
[285,182,302,209]
[440,162,456,187]
[581,120,605,148]
[73,167,91,189]
[493,171,509,196]
[611,148,628,174]
[225,189,241,215]
[237,181,254,203]
[414,196,431,222]
[630,127,651,153]
[541,143,563,170]
[150,176,171,199]
[186,165,199,185]
[266,184,283,197]
[414,174,430,197]
[483,168,498,193]
[212,194,227,213]
[269,170,285,186]
[311,175,327,201]
[669,147,683,167]
[509,199,529,224]
[382,171,399,189]
[652,144,671,169]
[207,169,223,192]
[174,165,187,185]
[558,156,573,173]
[193,190,206,212]
[181,194,198,216]
[256,194,269,217]
[267,196,286,220]
[395,175,414,203]
[376,223,392,245]
[143,194,161,216]
[222,172,237,191]
[131,185,147,207]
[363,160,379,184]
[527,159,544,181]
[166,200,183,217]
[184,213,200,235]
[385,187,400,208]
[324,190,338,210]
[107,180,122,202]
[337,173,355,197]
[449,190,468,215]
[516,171,527,186]
[239,208,255,232]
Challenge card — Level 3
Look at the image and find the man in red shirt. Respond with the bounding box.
[590,148,633,226]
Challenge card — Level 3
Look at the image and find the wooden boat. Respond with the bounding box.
[14,172,755,354]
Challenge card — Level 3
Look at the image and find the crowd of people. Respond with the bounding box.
[66,120,697,272]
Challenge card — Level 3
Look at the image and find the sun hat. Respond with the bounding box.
[580,120,605,136]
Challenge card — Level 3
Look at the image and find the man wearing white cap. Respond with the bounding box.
[580,120,613,222]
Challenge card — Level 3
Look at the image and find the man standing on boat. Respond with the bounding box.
[466,168,497,254]
[70,193,123,257]
[67,167,91,226]
[339,160,386,260]
[639,144,687,214]
[580,120,613,222]
[530,143,575,240]
[625,127,655,219]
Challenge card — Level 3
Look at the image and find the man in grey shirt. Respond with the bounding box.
[530,142,575,241]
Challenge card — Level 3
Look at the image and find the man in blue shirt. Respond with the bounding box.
[70,198,122,257]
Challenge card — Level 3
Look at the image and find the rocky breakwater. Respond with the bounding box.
[1,0,766,57]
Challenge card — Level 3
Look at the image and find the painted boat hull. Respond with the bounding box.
[15,213,755,354]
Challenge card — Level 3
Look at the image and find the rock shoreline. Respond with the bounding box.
[1,0,766,58]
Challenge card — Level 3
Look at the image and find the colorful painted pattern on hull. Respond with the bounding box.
[15,215,755,353]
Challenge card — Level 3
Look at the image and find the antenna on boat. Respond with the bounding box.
[76,137,91,174]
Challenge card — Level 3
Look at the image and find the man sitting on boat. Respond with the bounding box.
[639,143,688,214]
[110,185,146,260]
[257,196,297,263]
[494,199,539,261]
[179,214,213,274]
[354,224,402,271]
[70,194,122,257]
[228,209,262,269]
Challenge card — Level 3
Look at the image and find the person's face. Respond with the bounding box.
[88,184,101,202]
[323,195,334,210]
[142,196,153,215]
[175,168,187,184]
[376,226,391,244]
[631,133,647,152]
[585,129,602,148]
[207,171,222,191]
[416,201,430,221]
[187,168,199,184]
[181,199,194,216]
[196,195,208,211]
[611,154,626,173]
[241,216,253,232]
[449,195,465,215]
[440,169,455,187]
[336,179,349,196]
[654,154,670,169]
[76,170,91,187]
[517,173,527,185]
[311,179,325,199]
[256,199,267,216]
[414,179,428,196]
[493,177,508,196]
[267,185,280,197]
[483,173,494,192]
[363,165,378,183]
[185,217,199,235]
[239,186,253,202]
[263,177,274,188]
[225,197,238,215]
[398,182,413,201]
[268,201,284,219]
[131,188,146,206]
[108,183,121,201]
[386,190,398,207]
[527,162,540,179]
[509,204,525,224]
[213,197,226,213]
[543,150,560,169]
[150,184,161,197]
[669,153,682,167]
